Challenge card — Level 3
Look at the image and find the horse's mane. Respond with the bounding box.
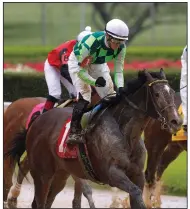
[124,70,165,95]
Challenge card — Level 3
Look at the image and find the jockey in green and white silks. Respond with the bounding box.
[67,19,129,144]
[180,46,187,132]
[68,31,126,101]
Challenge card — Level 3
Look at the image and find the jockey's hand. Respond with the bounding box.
[95,77,106,87]
[117,87,125,96]
[60,64,68,77]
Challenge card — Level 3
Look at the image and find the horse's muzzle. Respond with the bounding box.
[167,117,183,134]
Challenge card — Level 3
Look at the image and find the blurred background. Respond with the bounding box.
[3,2,187,197]
[4,2,187,46]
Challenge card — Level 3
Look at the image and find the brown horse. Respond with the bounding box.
[4,97,45,203]
[5,69,182,209]
[143,92,187,208]
[4,97,96,208]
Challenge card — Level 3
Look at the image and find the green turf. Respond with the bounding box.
[161,151,187,196]
[4,3,187,47]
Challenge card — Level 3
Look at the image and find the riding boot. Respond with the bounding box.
[67,98,89,145]
[42,95,58,113]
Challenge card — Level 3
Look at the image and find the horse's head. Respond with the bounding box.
[122,68,182,134]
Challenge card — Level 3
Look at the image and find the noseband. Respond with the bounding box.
[124,79,176,130]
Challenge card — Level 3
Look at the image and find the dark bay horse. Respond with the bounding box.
[143,92,187,208]
[4,97,96,208]
[5,69,182,209]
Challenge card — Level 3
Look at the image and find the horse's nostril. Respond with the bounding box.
[170,120,178,125]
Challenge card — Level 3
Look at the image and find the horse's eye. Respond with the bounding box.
[155,93,159,98]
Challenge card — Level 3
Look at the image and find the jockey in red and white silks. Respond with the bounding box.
[42,26,92,113]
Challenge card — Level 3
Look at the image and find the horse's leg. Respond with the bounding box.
[144,124,170,208]
[144,134,169,186]
[45,171,70,208]
[3,157,16,200]
[144,139,167,208]
[7,156,29,208]
[72,175,95,208]
[157,141,185,181]
[32,171,53,209]
[109,164,146,209]
[153,141,185,208]
[81,180,95,208]
[3,156,16,208]
[129,140,146,209]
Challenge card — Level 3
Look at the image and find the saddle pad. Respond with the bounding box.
[25,99,72,130]
[56,117,78,158]
[25,103,45,129]
[172,104,187,141]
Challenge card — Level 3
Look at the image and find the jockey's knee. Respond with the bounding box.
[78,91,91,103]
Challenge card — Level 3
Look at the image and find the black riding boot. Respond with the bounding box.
[67,98,89,145]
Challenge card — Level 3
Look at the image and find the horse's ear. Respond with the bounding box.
[143,69,154,82]
[160,68,166,79]
[138,69,146,78]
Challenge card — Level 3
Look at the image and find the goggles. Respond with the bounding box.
[107,35,126,45]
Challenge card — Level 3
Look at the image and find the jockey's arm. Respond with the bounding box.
[113,47,126,89]
[77,45,96,86]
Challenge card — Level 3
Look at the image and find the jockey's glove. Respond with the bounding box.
[60,64,68,77]
[95,77,106,87]
[117,87,125,95]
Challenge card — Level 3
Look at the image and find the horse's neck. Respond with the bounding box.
[111,95,150,149]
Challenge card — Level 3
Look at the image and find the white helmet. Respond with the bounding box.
[77,26,92,42]
[105,19,129,40]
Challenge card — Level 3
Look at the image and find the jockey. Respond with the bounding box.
[42,26,92,113]
[67,18,129,144]
[180,46,187,133]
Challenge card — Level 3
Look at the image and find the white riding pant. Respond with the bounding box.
[68,51,115,102]
[44,59,77,100]
[180,46,187,125]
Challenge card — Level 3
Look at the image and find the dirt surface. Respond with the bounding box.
[14,184,187,208]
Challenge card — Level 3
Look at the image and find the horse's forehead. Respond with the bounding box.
[163,84,170,93]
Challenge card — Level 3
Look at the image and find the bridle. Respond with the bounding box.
[124,79,176,129]
[148,79,176,129]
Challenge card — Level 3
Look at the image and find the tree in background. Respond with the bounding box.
[91,2,187,44]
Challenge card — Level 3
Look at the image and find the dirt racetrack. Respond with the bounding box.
[12,183,187,208]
